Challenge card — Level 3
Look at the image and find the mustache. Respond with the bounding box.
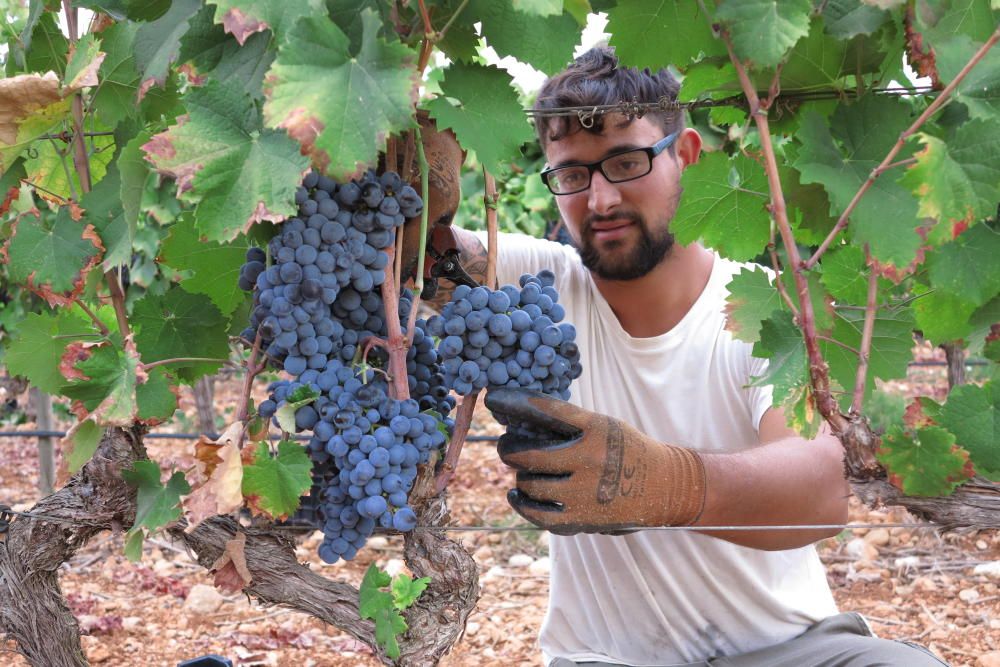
[583,212,642,234]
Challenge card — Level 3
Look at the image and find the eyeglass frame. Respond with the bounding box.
[539,131,681,196]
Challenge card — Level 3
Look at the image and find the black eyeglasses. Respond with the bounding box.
[540,132,680,196]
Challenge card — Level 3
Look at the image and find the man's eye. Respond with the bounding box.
[559,171,585,185]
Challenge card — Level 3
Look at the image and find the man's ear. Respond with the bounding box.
[675,128,702,169]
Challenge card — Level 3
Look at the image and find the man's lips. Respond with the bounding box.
[589,219,636,240]
[591,219,633,232]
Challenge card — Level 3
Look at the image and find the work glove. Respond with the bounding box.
[395,112,466,286]
[484,388,707,536]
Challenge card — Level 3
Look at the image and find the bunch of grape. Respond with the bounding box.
[427,271,583,398]
[239,170,456,564]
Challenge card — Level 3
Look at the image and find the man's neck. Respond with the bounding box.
[590,243,715,338]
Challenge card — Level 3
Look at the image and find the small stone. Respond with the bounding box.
[473,545,493,563]
[384,558,407,577]
[367,536,389,549]
[845,537,877,561]
[183,584,225,615]
[894,556,920,572]
[122,617,142,632]
[516,580,536,594]
[87,644,112,663]
[507,553,533,568]
[465,621,480,636]
[989,619,1000,630]
[536,531,550,551]
[529,557,551,575]
[481,565,505,582]
[914,576,938,592]
[976,651,1000,667]
[959,587,980,602]
[973,561,1000,579]
[863,528,891,546]
[977,539,989,550]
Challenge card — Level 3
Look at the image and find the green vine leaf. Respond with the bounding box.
[426,63,534,177]
[241,440,313,519]
[144,79,308,242]
[751,310,809,402]
[912,286,977,344]
[123,459,191,532]
[468,0,580,75]
[723,266,781,344]
[359,563,408,659]
[133,0,202,98]
[160,216,252,317]
[4,207,104,305]
[940,381,1000,480]
[793,97,921,270]
[61,336,144,426]
[263,10,416,181]
[93,21,141,126]
[392,573,430,611]
[606,0,726,71]
[715,0,813,69]
[63,33,105,91]
[877,425,974,496]
[926,223,1000,308]
[672,152,771,261]
[4,309,93,395]
[274,385,320,434]
[821,0,889,40]
[131,286,229,383]
[64,417,102,473]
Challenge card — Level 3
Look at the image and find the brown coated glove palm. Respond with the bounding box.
[485,388,708,536]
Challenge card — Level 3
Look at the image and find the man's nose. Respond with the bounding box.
[587,170,621,215]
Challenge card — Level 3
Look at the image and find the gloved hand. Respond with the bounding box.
[396,112,465,285]
[484,388,708,535]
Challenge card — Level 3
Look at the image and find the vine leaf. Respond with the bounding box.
[359,563,408,660]
[144,79,308,243]
[512,0,562,16]
[912,286,977,345]
[821,0,890,40]
[877,425,974,496]
[723,266,781,344]
[160,216,251,317]
[426,63,533,178]
[133,0,202,99]
[3,207,104,306]
[182,422,246,532]
[131,287,229,383]
[672,152,771,261]
[606,0,726,71]
[137,367,180,426]
[177,5,275,99]
[210,532,253,594]
[468,0,580,75]
[940,381,1000,480]
[794,97,921,270]
[927,223,1000,308]
[123,460,191,560]
[274,384,320,434]
[63,33,105,91]
[209,0,323,45]
[0,72,68,172]
[241,440,313,519]
[263,10,416,181]
[934,32,1000,122]
[751,310,808,402]
[81,163,131,270]
[818,244,870,305]
[93,21,141,125]
[899,124,1000,241]
[117,129,150,233]
[60,336,145,427]
[392,573,431,610]
[715,0,813,69]
[63,417,102,473]
[3,309,92,394]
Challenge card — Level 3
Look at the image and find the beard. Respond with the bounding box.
[576,211,675,280]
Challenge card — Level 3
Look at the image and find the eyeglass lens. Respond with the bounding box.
[548,149,652,194]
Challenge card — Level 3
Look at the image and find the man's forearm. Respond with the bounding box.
[693,434,850,550]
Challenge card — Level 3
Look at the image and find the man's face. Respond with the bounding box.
[543,116,689,280]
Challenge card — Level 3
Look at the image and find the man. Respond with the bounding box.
[422,47,946,667]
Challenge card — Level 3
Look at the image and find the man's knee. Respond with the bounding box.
[834,636,949,667]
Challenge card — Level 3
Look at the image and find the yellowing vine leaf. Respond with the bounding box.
[182,421,246,533]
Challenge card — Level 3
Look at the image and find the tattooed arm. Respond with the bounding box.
[423,226,493,312]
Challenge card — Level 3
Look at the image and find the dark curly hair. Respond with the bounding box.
[532,46,684,147]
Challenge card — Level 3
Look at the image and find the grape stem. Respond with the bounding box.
[72,298,109,336]
[851,245,880,414]
[405,125,432,337]
[435,389,480,494]
[236,332,265,449]
[140,357,232,373]
[377,242,412,400]
[484,168,499,288]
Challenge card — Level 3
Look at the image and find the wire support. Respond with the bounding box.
[0,430,502,443]
[524,85,942,118]
[410,522,947,533]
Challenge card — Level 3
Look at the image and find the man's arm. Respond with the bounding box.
[422,226,491,311]
[694,408,850,550]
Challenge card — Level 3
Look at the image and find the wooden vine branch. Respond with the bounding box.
[0,426,146,667]
[851,245,880,414]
